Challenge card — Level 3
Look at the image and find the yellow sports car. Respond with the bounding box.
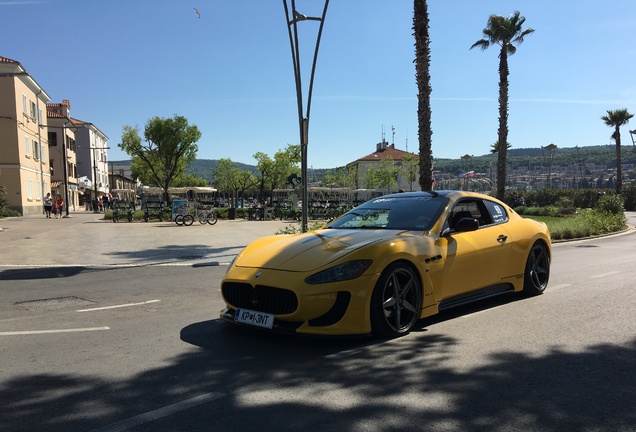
[220,191,551,337]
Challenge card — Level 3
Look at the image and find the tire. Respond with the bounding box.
[183,214,194,226]
[158,212,164,222]
[112,214,118,223]
[127,212,133,223]
[144,213,149,222]
[207,212,218,225]
[175,215,184,226]
[198,215,207,224]
[523,242,550,295]
[370,263,422,337]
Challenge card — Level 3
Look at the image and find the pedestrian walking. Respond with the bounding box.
[55,195,64,218]
[43,193,53,218]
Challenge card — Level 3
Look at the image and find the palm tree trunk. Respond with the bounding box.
[496,48,510,200]
[414,0,433,191]
[615,126,622,194]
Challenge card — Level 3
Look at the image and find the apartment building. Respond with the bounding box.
[0,56,52,216]
[47,100,79,212]
[1,56,113,215]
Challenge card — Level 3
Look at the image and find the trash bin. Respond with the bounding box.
[228,207,236,220]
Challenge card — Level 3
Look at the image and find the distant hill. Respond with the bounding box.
[112,144,636,183]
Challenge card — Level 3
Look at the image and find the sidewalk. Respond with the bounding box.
[0,210,296,267]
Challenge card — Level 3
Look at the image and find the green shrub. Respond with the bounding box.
[621,186,636,211]
[276,221,325,235]
[595,194,624,214]
[0,208,20,218]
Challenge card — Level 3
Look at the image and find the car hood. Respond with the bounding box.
[234,229,398,272]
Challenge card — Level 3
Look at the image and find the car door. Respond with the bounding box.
[438,199,512,299]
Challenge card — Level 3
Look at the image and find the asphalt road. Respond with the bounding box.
[0,212,635,431]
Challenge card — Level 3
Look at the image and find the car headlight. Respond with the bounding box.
[305,260,373,284]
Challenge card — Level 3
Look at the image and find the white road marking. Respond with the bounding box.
[77,300,160,312]
[0,327,110,336]
[87,392,225,432]
[591,271,621,279]
[547,283,571,292]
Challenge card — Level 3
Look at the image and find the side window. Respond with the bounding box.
[484,200,509,225]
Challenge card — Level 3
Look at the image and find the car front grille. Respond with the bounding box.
[222,282,298,315]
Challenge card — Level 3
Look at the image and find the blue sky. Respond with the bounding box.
[2,0,635,169]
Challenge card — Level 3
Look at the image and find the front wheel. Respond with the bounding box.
[175,215,184,226]
[523,242,550,295]
[183,214,194,226]
[127,212,133,223]
[112,213,118,223]
[207,212,218,225]
[370,263,422,337]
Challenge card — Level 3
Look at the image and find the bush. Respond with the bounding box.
[621,186,636,211]
[595,194,624,214]
[0,208,20,218]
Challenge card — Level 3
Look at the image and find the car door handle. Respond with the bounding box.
[497,235,508,243]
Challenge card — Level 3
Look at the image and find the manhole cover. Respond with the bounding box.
[15,296,95,312]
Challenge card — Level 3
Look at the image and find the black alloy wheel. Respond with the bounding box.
[370,263,422,337]
[523,242,550,295]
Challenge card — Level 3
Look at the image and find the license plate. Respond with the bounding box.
[235,308,274,329]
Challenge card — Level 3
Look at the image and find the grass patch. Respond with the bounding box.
[525,210,626,240]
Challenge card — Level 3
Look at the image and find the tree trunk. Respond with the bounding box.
[496,49,510,201]
[615,126,622,194]
[414,0,433,191]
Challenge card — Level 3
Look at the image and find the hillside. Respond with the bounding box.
[112,144,636,183]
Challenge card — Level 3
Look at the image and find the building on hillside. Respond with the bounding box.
[346,139,420,192]
[0,56,52,216]
[71,118,109,208]
[47,100,79,212]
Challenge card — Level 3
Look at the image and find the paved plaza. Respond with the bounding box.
[0,210,294,267]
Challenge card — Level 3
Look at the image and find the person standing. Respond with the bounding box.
[55,195,64,218]
[43,193,53,218]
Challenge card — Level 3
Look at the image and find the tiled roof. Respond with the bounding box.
[356,145,419,162]
[0,56,19,64]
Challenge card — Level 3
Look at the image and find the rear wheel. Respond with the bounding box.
[144,212,149,222]
[523,242,550,295]
[127,211,133,222]
[112,213,118,223]
[175,215,184,226]
[370,263,422,337]
[207,212,218,225]
[183,214,194,226]
[158,212,164,222]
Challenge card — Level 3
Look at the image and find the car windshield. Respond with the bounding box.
[325,195,449,231]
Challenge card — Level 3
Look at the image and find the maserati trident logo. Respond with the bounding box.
[255,272,262,279]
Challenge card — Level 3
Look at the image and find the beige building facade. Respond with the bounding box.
[0,56,52,216]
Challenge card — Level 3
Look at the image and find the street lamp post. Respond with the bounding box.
[282,0,330,232]
[89,146,110,212]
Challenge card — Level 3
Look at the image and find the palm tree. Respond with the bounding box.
[471,11,534,200]
[601,108,634,194]
[414,0,433,191]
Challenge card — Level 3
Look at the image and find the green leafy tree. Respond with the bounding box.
[414,0,433,191]
[400,155,419,191]
[601,108,634,194]
[235,170,259,206]
[212,158,240,207]
[170,174,208,188]
[322,167,355,189]
[365,159,399,193]
[471,11,534,200]
[253,152,274,202]
[120,115,200,202]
